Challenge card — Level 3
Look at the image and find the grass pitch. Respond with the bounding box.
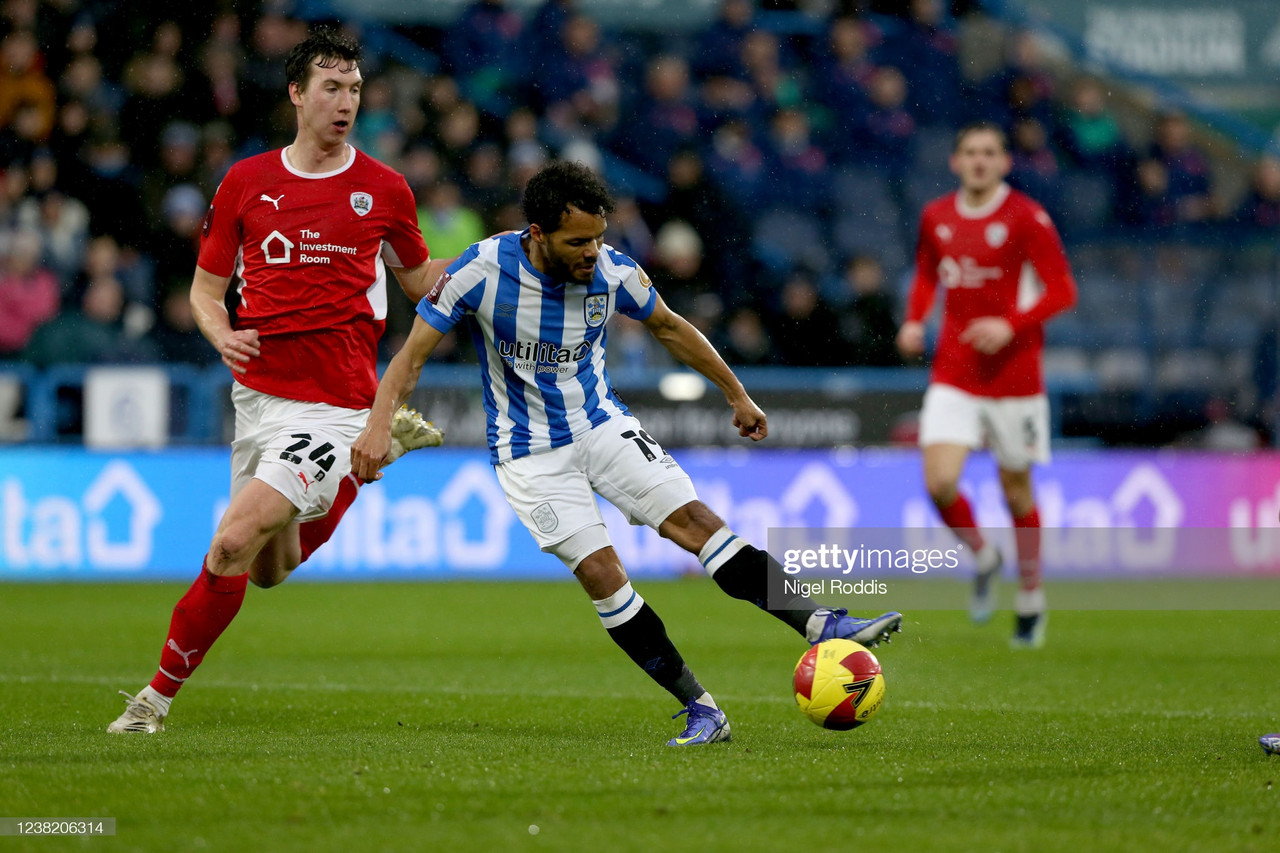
[2,580,1278,852]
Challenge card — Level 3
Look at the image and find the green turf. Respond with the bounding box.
[1,580,1278,852]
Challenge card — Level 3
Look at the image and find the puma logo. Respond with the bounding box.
[166,639,198,667]
[298,471,313,492]
[259,193,283,210]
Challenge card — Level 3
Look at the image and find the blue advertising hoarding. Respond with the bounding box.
[3,447,1280,581]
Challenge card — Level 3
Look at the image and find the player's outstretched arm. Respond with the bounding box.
[392,257,458,304]
[641,293,767,441]
[350,316,446,481]
[190,266,259,374]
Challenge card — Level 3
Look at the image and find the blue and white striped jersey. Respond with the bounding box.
[417,230,658,464]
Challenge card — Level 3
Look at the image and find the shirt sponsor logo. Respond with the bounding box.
[261,230,295,264]
[584,294,607,327]
[938,255,1002,289]
[350,192,373,216]
[497,339,591,375]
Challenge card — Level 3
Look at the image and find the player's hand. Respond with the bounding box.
[959,317,1014,354]
[731,396,768,441]
[349,426,389,483]
[218,329,260,374]
[896,321,926,357]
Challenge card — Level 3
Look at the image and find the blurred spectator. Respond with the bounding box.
[875,0,961,125]
[735,30,803,117]
[834,255,901,366]
[1122,158,1177,230]
[141,121,201,225]
[198,121,237,196]
[435,101,482,174]
[860,66,915,177]
[643,148,748,288]
[613,55,699,177]
[1148,111,1215,223]
[0,229,58,356]
[22,274,158,367]
[350,76,399,155]
[150,184,204,296]
[816,16,877,155]
[119,21,189,167]
[607,197,654,266]
[1234,155,1280,230]
[152,286,216,366]
[979,30,1056,130]
[240,12,306,144]
[694,0,755,79]
[447,0,525,110]
[705,117,767,208]
[1055,77,1128,173]
[0,30,56,148]
[1008,117,1060,217]
[535,13,619,137]
[718,306,775,366]
[460,142,514,226]
[58,53,123,120]
[15,151,88,289]
[417,180,487,261]
[764,107,827,211]
[767,270,844,366]
[649,219,709,313]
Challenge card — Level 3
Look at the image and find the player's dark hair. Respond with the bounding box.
[285,27,361,92]
[953,121,1009,152]
[522,160,616,233]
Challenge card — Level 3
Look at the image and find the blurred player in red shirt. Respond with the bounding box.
[897,121,1077,647]
[108,28,451,733]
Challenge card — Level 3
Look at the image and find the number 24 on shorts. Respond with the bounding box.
[278,432,336,481]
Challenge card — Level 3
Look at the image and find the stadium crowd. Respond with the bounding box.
[0,0,1276,441]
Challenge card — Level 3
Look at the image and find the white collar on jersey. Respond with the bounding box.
[280,144,356,179]
[954,181,1011,220]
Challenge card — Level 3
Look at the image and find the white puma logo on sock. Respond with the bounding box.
[167,639,198,667]
[259,193,283,210]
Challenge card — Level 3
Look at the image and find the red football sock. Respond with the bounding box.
[149,560,248,698]
[937,493,985,552]
[1014,506,1042,591]
[298,474,360,563]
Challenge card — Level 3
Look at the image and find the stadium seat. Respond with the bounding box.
[829,166,898,220]
[1153,350,1223,391]
[1094,348,1151,390]
[1056,172,1113,235]
[751,209,831,274]
[1042,347,1094,381]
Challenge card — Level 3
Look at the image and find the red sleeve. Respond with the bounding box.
[1010,206,1077,334]
[381,175,430,269]
[906,207,939,323]
[196,168,244,278]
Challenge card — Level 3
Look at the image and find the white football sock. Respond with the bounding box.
[138,685,172,716]
[693,691,718,711]
[1015,588,1046,616]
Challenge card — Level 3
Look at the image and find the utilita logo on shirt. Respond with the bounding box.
[498,339,591,375]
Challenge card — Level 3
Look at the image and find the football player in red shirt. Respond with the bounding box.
[897,121,1077,648]
[108,28,451,733]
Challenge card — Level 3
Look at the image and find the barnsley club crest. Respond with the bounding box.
[350,192,373,216]
[584,294,607,327]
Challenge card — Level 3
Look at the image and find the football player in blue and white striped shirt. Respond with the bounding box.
[352,161,902,746]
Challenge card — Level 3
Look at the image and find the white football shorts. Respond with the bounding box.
[918,382,1050,471]
[229,382,368,522]
[495,415,699,569]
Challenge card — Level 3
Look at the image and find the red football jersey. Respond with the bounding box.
[198,146,429,409]
[906,183,1076,397]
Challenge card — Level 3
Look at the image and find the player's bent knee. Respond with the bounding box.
[658,501,724,552]
[572,546,628,599]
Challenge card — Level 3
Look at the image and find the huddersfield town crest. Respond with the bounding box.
[584,294,607,327]
[350,192,372,216]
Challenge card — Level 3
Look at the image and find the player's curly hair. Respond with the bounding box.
[522,161,616,233]
[285,26,361,91]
